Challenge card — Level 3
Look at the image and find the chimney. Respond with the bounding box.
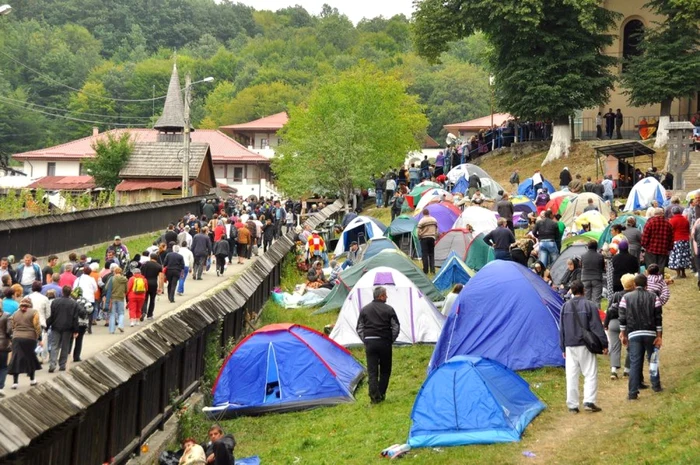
[93,127,99,136]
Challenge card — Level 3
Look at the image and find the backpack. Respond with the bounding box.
[133,276,147,294]
[509,171,518,184]
[229,225,239,241]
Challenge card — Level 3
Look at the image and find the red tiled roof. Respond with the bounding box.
[13,129,269,164]
[115,179,182,192]
[219,112,289,131]
[444,113,513,133]
[423,135,441,148]
[27,176,96,190]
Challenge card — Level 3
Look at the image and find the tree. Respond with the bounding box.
[272,65,427,210]
[84,132,134,190]
[413,0,618,164]
[621,0,700,148]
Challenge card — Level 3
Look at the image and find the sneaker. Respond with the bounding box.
[10,384,17,390]
[639,383,649,390]
[610,372,618,380]
[30,380,37,386]
[59,367,66,371]
[48,367,56,373]
[623,371,629,377]
[147,317,154,321]
[139,314,145,322]
[216,270,220,276]
[177,292,183,296]
[118,327,124,333]
[652,386,664,393]
[0,390,4,398]
[568,407,579,414]
[584,403,602,412]
[628,394,638,401]
[130,322,135,327]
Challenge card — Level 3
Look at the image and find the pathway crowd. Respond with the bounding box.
[0,195,299,395]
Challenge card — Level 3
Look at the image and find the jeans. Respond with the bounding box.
[365,338,393,402]
[109,300,125,334]
[420,237,436,274]
[493,249,511,261]
[583,279,603,305]
[603,194,614,205]
[538,240,559,268]
[177,267,189,294]
[628,335,661,398]
[375,189,383,207]
[193,255,207,279]
[48,330,73,370]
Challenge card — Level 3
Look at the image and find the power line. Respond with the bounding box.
[0,95,153,120]
[0,49,168,103]
[0,98,149,127]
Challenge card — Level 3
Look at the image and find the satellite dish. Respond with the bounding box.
[446,133,457,146]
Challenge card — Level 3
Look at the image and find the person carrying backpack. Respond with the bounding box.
[390,191,405,222]
[70,287,92,363]
[126,269,148,327]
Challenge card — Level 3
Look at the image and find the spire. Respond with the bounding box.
[154,63,186,132]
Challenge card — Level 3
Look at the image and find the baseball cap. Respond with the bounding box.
[114,235,121,240]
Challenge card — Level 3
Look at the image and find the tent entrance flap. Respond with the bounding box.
[265,343,281,403]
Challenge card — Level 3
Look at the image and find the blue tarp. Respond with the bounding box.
[433,251,471,292]
[517,178,556,200]
[451,175,469,195]
[429,260,565,372]
[210,324,364,416]
[409,356,545,448]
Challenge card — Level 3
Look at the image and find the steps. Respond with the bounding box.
[682,151,700,192]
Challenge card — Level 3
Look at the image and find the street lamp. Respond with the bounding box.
[0,4,12,15]
[182,75,214,197]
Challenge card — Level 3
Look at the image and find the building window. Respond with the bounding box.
[47,162,56,176]
[259,138,268,149]
[79,163,88,176]
[622,19,644,70]
[232,166,244,182]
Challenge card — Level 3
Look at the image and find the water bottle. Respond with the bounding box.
[649,347,659,377]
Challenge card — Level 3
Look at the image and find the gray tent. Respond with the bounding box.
[550,243,587,286]
[314,249,443,314]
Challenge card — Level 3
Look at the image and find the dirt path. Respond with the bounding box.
[516,277,699,464]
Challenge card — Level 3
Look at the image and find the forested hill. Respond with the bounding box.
[0,1,490,157]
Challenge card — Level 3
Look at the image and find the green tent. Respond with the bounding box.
[598,215,647,248]
[407,182,441,208]
[465,233,495,272]
[561,231,602,251]
[386,215,421,258]
[314,249,443,314]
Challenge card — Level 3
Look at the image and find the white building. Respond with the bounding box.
[219,112,288,159]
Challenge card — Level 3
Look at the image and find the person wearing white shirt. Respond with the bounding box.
[177,244,195,296]
[28,281,50,362]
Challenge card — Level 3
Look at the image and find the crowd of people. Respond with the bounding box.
[0,194,301,393]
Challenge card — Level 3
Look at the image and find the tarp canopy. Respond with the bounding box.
[414,203,459,235]
[435,229,473,267]
[206,324,364,418]
[334,216,387,255]
[465,233,495,272]
[357,237,400,262]
[315,249,444,314]
[560,193,611,227]
[550,243,587,286]
[624,177,666,212]
[429,260,565,371]
[446,165,504,200]
[453,206,498,236]
[517,178,556,200]
[408,356,545,448]
[329,267,446,347]
[433,251,471,292]
[598,215,647,247]
[510,196,537,215]
[386,215,421,258]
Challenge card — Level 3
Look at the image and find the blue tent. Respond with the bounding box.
[205,324,365,418]
[386,215,421,258]
[429,260,565,372]
[433,251,471,292]
[451,175,469,195]
[358,237,400,262]
[517,178,556,200]
[409,356,545,448]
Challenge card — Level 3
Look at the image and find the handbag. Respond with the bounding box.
[571,300,604,354]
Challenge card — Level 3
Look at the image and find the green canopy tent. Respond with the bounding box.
[561,231,602,251]
[465,233,495,272]
[314,249,443,314]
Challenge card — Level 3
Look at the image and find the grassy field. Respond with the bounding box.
[79,234,160,267]
[180,243,700,464]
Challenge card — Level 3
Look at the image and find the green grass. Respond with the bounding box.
[80,233,160,265]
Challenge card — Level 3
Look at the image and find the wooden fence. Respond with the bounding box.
[0,201,344,465]
[0,196,209,258]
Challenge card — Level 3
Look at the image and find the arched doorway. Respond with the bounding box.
[622,19,645,71]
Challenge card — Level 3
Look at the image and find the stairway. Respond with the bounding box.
[682,151,700,192]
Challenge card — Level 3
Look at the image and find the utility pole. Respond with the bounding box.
[489,75,495,151]
[182,73,192,197]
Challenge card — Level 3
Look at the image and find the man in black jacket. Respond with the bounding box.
[496,193,515,232]
[47,286,79,373]
[467,173,482,198]
[559,167,572,189]
[356,286,400,403]
[203,425,235,465]
[559,281,608,413]
[483,218,516,260]
[619,274,663,399]
[162,247,185,303]
[191,228,212,280]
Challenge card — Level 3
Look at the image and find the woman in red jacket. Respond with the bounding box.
[668,206,691,278]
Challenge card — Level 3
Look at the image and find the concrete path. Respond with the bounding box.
[2,256,260,398]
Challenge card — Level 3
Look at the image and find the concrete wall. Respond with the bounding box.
[22,160,82,177]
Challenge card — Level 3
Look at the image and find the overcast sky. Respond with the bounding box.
[237,0,415,24]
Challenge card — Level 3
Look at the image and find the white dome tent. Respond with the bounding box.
[624,177,667,212]
[333,216,386,256]
[329,267,446,347]
[453,206,498,237]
